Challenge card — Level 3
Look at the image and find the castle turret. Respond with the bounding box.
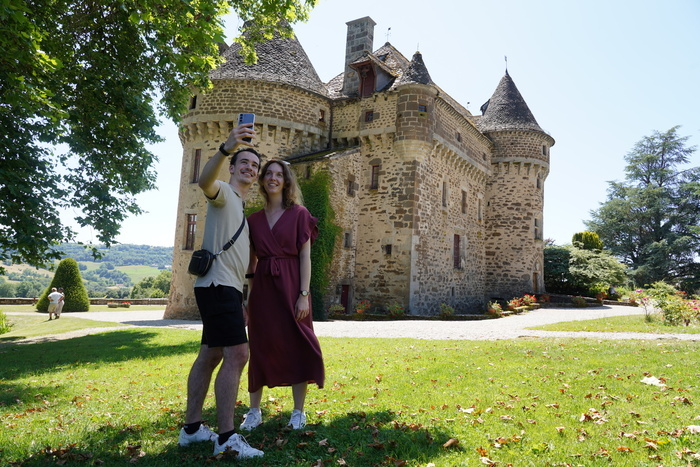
[165,26,331,319]
[478,72,554,299]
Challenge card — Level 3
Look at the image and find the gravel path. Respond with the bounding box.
[7,304,696,344]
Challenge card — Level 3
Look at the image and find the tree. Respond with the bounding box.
[586,127,700,291]
[0,0,318,273]
[571,231,603,251]
[37,258,90,312]
[544,244,627,296]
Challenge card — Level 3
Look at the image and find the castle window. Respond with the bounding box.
[344,232,352,248]
[319,109,326,122]
[542,145,547,156]
[365,111,374,122]
[370,165,379,190]
[189,95,197,110]
[477,198,483,221]
[461,190,467,214]
[191,149,201,183]
[456,132,462,143]
[534,218,542,240]
[185,214,197,250]
[383,244,393,256]
[418,105,427,112]
[442,181,448,207]
[453,234,461,269]
[347,177,355,196]
[536,175,542,189]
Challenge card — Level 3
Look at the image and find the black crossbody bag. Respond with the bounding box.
[188,216,246,277]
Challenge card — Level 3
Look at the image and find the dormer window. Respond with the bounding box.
[358,64,376,98]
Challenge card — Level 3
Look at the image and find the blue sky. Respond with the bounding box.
[97,0,699,247]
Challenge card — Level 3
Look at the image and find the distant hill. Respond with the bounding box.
[57,243,173,269]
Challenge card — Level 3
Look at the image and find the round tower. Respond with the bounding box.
[478,72,555,299]
[165,30,331,319]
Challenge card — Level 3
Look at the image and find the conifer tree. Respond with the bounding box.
[37,258,90,312]
[571,231,604,251]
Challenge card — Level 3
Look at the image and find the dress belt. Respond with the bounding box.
[260,255,296,277]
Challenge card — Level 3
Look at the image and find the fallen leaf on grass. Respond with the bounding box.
[443,438,459,448]
[687,425,700,434]
[640,376,665,387]
[616,446,634,452]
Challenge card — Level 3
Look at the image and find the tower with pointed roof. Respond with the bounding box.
[477,71,554,298]
[165,16,554,319]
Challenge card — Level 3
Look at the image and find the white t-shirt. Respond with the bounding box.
[48,291,63,304]
[194,181,250,293]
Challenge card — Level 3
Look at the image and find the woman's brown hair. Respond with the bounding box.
[258,158,303,208]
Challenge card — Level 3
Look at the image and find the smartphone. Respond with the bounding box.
[238,113,255,143]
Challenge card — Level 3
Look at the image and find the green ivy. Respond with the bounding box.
[299,169,341,320]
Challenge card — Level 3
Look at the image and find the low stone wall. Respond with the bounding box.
[0,297,168,306]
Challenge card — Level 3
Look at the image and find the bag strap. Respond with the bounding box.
[215,215,246,256]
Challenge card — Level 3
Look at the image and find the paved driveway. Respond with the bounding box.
[58,304,700,341]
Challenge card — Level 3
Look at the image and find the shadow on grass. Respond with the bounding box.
[17,409,458,466]
[0,329,196,406]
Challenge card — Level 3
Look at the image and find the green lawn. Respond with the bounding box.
[1,316,699,466]
[528,313,700,334]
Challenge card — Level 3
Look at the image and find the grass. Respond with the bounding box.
[528,313,700,334]
[1,317,699,465]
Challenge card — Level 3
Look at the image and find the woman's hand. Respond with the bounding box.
[295,294,310,321]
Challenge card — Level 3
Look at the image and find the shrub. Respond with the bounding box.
[355,300,371,314]
[486,301,503,318]
[438,303,455,318]
[386,302,405,318]
[107,302,119,308]
[521,294,538,306]
[571,296,587,307]
[0,311,11,334]
[327,304,346,316]
[36,258,90,312]
[507,297,523,310]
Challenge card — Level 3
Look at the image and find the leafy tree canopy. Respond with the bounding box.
[571,231,603,251]
[0,0,317,274]
[586,126,700,291]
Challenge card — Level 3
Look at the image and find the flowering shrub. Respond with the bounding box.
[439,303,455,318]
[571,296,587,307]
[486,301,503,317]
[386,302,406,318]
[355,300,371,314]
[507,297,523,310]
[538,293,550,303]
[594,291,607,302]
[521,294,538,306]
[327,304,346,315]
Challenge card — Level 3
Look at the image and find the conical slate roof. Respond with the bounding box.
[396,51,433,85]
[211,29,328,97]
[477,72,543,133]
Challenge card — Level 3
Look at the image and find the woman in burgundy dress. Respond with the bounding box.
[240,159,325,431]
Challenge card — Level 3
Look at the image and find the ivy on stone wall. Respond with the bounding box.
[299,169,341,320]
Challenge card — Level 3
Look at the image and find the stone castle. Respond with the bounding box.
[164,16,554,319]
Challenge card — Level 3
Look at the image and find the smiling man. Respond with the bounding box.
[177,121,264,459]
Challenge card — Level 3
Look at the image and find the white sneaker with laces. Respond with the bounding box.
[288,409,306,429]
[213,433,264,458]
[239,408,262,431]
[178,424,216,446]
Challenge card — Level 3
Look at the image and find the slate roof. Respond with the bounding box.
[477,71,544,133]
[396,52,433,85]
[211,29,328,97]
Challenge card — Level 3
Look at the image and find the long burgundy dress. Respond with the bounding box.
[247,204,325,392]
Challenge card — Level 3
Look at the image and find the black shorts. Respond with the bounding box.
[194,285,248,347]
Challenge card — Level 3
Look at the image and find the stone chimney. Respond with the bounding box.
[342,16,376,96]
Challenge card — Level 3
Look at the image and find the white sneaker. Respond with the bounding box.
[239,408,262,431]
[288,409,306,429]
[178,424,216,446]
[213,433,264,458]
